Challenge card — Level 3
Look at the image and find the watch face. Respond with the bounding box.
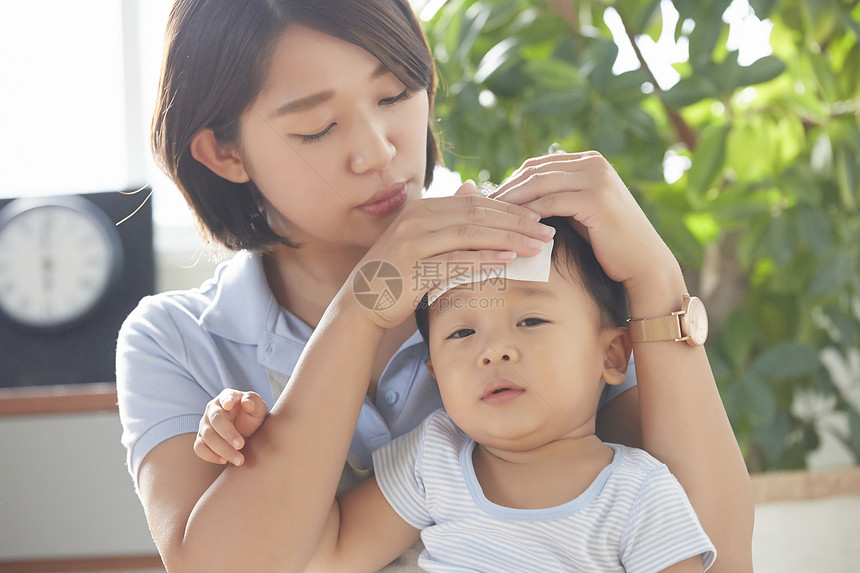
[684,296,709,346]
[0,196,122,330]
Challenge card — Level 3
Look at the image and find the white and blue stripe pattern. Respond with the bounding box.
[373,410,716,573]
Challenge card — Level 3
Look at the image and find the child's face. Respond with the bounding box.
[425,262,628,452]
[236,25,430,249]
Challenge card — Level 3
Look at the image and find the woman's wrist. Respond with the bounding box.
[624,254,688,320]
[330,283,390,337]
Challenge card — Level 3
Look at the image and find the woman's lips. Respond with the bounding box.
[481,378,526,405]
[357,182,408,216]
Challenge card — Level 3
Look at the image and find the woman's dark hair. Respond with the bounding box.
[415,217,629,342]
[152,0,439,252]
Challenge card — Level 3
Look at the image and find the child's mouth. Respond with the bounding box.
[481,378,525,403]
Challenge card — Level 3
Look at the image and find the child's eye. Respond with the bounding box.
[380,89,410,106]
[297,123,336,144]
[518,317,547,327]
[447,328,475,339]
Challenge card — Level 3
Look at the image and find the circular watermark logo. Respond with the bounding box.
[353,260,403,311]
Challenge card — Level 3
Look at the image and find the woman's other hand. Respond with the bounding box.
[490,151,680,296]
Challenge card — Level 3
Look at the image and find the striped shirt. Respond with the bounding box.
[373,409,716,573]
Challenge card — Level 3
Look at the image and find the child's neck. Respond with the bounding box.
[472,433,614,510]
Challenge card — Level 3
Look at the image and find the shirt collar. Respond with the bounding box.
[199,250,428,351]
[199,251,277,345]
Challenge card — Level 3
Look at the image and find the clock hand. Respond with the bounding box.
[39,214,53,319]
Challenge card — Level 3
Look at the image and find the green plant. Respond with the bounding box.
[422,0,860,471]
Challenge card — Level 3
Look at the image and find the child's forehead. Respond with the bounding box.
[430,274,563,311]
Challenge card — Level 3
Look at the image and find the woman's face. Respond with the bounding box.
[239,25,430,249]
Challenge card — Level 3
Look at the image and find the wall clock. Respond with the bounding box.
[0,190,154,388]
[0,195,123,330]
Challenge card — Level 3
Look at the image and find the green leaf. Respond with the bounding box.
[838,41,860,99]
[808,51,838,103]
[674,0,731,65]
[737,219,769,268]
[614,0,662,34]
[660,75,719,108]
[751,412,790,469]
[586,40,620,93]
[841,407,860,459]
[623,107,660,141]
[720,308,760,370]
[798,207,834,254]
[715,50,743,94]
[474,37,520,83]
[740,371,778,426]
[455,3,491,65]
[800,0,841,45]
[821,309,860,347]
[521,90,590,118]
[737,55,787,87]
[727,120,772,179]
[683,212,720,244]
[834,143,858,211]
[748,0,779,18]
[811,249,858,296]
[687,123,729,198]
[765,213,793,266]
[754,296,795,342]
[751,342,822,379]
[652,205,704,268]
[524,58,583,89]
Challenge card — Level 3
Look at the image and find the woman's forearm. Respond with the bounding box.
[628,260,755,573]
[178,286,385,572]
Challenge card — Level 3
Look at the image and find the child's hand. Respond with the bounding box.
[193,389,268,466]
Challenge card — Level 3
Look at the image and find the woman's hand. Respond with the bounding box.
[351,180,556,329]
[489,152,680,296]
[193,389,268,466]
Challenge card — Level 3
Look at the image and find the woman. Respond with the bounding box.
[116,1,753,571]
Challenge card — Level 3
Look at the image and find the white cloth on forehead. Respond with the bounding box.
[426,239,553,305]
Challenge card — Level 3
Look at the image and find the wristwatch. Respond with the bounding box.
[627,295,708,346]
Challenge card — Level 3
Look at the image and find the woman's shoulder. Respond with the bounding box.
[121,273,220,336]
[121,251,263,335]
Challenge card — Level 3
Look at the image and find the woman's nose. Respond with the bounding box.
[349,117,395,174]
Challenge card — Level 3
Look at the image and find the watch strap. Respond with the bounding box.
[627,314,683,343]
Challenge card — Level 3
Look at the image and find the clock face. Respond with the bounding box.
[0,196,122,330]
[684,296,709,346]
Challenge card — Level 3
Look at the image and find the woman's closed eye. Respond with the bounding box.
[446,328,475,339]
[297,123,336,144]
[294,90,408,144]
[380,89,410,106]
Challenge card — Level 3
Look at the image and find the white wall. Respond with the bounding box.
[0,412,156,560]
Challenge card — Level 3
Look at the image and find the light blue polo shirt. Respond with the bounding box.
[116,251,635,490]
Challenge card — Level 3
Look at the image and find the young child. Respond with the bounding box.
[196,217,715,572]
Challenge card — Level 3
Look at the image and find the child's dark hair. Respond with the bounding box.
[415,217,629,342]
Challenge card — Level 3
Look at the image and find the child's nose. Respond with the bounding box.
[479,344,520,366]
[482,353,510,365]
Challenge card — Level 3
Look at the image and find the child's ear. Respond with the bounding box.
[189,128,251,183]
[425,359,437,379]
[602,328,632,386]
